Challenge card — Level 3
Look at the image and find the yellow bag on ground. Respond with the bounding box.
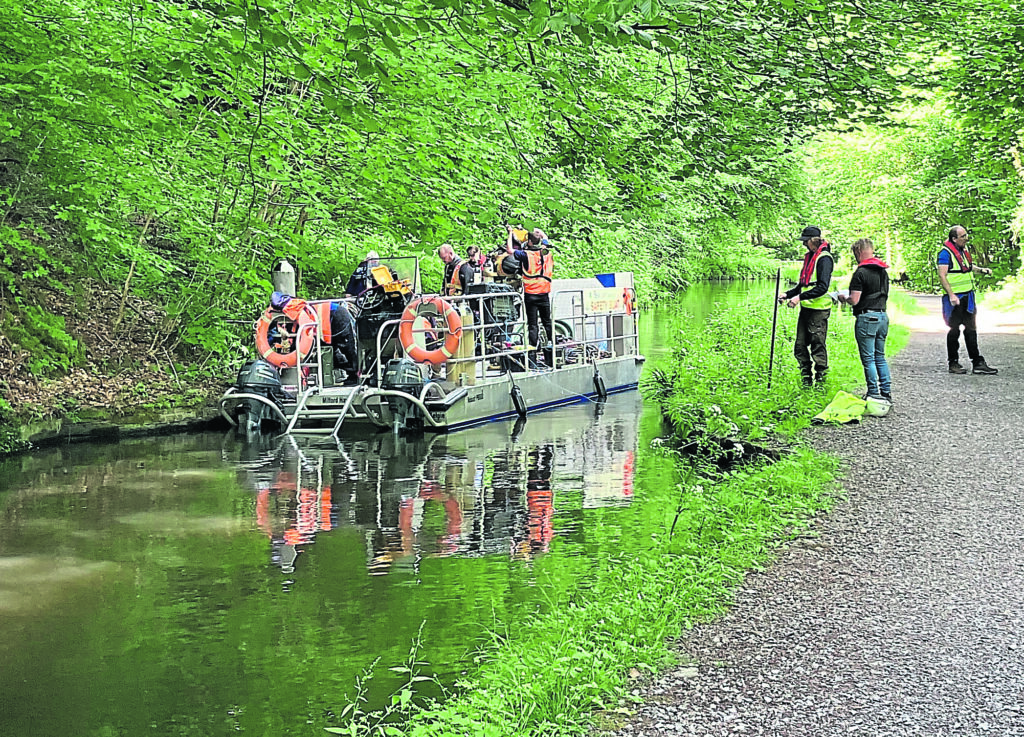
[812,390,867,425]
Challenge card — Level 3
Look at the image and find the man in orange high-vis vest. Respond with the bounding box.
[438,244,474,297]
[506,226,553,366]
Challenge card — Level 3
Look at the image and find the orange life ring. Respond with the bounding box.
[398,296,462,365]
[254,306,317,368]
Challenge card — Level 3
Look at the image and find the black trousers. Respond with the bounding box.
[524,293,552,359]
[794,307,830,380]
[946,299,980,363]
[329,306,358,372]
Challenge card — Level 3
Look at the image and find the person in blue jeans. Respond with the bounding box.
[839,238,892,401]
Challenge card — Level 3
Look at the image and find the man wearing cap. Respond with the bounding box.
[779,226,834,386]
[344,251,380,297]
[937,225,997,375]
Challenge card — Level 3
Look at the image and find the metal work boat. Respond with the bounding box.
[219,256,644,435]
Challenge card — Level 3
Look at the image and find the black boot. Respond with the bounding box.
[948,361,967,374]
[972,356,998,375]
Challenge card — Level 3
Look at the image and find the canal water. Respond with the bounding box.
[0,284,766,737]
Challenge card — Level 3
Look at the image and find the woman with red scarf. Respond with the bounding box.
[838,238,892,402]
[779,226,834,387]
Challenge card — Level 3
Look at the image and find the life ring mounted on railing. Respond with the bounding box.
[254,305,317,369]
[398,296,462,366]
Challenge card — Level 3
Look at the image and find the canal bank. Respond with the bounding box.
[13,405,224,449]
[603,294,1024,737]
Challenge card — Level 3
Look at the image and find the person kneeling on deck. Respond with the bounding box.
[779,226,834,387]
[506,226,553,367]
[438,244,474,298]
[329,301,359,385]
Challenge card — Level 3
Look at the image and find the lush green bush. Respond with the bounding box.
[0,398,27,455]
[649,291,911,445]
[1,304,82,375]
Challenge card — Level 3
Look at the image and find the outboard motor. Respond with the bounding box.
[381,357,428,432]
[232,359,290,435]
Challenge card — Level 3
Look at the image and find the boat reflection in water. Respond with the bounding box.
[231,397,638,575]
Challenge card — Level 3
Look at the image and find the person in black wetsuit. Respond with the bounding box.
[329,301,359,384]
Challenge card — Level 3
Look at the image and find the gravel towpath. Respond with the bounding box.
[606,294,1024,737]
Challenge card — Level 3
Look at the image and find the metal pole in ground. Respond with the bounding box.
[767,267,781,390]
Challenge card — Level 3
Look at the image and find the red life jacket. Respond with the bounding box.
[859,257,889,269]
[941,240,972,272]
[522,250,553,295]
[798,241,832,286]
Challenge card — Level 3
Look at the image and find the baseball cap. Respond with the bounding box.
[798,226,821,241]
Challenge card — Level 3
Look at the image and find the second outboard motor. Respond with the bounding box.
[382,357,427,392]
[233,359,290,435]
[381,357,428,432]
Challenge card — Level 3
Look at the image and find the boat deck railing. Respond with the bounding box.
[368,285,640,386]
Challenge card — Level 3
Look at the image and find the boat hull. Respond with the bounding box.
[277,354,645,433]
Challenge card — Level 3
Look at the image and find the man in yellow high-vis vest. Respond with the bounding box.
[937,226,997,375]
[779,226,834,387]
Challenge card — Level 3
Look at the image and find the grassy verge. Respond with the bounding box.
[323,290,915,737]
[651,290,911,443]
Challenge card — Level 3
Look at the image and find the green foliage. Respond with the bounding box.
[0,397,28,455]
[804,104,1021,289]
[1,304,82,375]
[0,0,929,375]
[646,289,911,445]
[803,1,1024,289]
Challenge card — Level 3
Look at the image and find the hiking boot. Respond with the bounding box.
[801,374,813,388]
[881,391,892,402]
[972,357,998,375]
[948,361,967,374]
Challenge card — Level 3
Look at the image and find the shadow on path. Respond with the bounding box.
[603,293,1024,737]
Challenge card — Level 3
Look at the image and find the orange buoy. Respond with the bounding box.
[398,296,462,365]
[254,306,317,368]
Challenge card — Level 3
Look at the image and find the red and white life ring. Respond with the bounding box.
[398,296,462,365]
[254,306,317,368]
